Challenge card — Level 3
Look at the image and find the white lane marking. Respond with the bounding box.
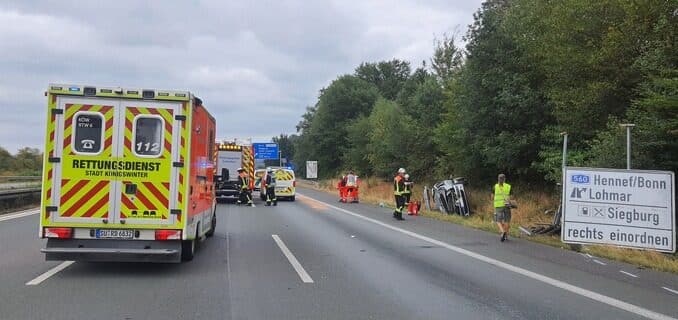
[620,270,639,278]
[0,209,39,222]
[586,253,593,258]
[272,234,314,283]
[593,259,608,266]
[297,193,676,320]
[26,261,75,286]
[662,287,678,295]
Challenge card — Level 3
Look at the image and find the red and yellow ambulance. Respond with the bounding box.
[39,84,216,262]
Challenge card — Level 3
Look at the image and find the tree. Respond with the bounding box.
[341,116,373,176]
[0,147,14,174]
[367,99,416,177]
[436,0,550,183]
[299,75,380,178]
[431,34,463,84]
[272,134,296,164]
[355,60,411,100]
[13,147,42,175]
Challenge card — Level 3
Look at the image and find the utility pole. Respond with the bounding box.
[279,151,282,167]
[619,124,635,170]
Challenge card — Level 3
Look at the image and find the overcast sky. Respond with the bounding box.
[0,0,482,153]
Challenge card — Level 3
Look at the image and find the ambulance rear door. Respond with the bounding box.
[114,100,182,226]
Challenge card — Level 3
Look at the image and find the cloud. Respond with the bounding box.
[0,0,482,153]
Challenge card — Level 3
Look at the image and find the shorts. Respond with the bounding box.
[494,207,512,223]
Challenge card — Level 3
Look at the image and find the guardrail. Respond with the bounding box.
[0,187,41,212]
[0,176,41,191]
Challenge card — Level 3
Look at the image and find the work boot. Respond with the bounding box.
[266,202,271,206]
[273,201,277,206]
[397,213,404,221]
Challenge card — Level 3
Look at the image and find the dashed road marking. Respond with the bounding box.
[662,287,678,295]
[272,234,314,283]
[26,261,75,286]
[298,193,676,320]
[593,259,607,266]
[619,270,638,278]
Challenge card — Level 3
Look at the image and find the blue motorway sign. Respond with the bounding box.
[253,143,279,160]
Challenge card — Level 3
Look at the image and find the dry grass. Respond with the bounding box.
[301,179,678,274]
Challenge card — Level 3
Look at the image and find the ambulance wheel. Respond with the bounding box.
[206,213,216,238]
[290,195,295,201]
[182,224,199,261]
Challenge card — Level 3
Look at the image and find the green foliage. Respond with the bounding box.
[355,60,411,100]
[366,99,414,177]
[436,0,550,184]
[341,116,373,176]
[0,147,42,176]
[293,0,677,186]
[294,75,380,178]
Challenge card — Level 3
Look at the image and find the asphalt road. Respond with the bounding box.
[1,187,677,320]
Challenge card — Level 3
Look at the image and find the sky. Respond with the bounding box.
[0,0,483,154]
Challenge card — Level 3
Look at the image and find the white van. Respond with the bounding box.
[260,168,296,201]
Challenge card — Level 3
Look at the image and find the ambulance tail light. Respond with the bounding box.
[44,227,73,239]
[293,181,296,187]
[155,229,182,240]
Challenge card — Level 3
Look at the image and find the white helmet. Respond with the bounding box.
[398,168,406,174]
[404,174,410,179]
[237,167,244,172]
[266,167,273,172]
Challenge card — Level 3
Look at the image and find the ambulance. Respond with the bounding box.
[39,84,217,262]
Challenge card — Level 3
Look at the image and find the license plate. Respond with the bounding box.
[95,229,134,239]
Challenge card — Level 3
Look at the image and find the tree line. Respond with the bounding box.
[286,0,677,187]
[0,147,43,176]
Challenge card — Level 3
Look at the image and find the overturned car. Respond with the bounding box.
[432,177,471,216]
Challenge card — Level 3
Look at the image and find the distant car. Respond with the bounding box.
[260,168,296,201]
[432,177,470,216]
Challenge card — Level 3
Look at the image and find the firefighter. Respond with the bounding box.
[403,174,413,215]
[393,168,406,220]
[338,175,347,203]
[236,168,253,206]
[264,167,277,206]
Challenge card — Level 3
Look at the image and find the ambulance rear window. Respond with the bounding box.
[73,113,104,154]
[134,117,163,157]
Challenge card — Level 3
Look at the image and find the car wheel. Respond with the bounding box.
[181,224,199,261]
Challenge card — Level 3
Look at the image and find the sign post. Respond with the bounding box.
[306,161,318,179]
[562,167,675,253]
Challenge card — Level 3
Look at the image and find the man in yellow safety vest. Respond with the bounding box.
[491,173,512,242]
[393,168,406,220]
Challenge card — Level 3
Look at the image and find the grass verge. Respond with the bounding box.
[300,179,678,274]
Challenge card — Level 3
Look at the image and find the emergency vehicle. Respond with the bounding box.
[214,141,255,202]
[259,167,296,201]
[39,84,216,263]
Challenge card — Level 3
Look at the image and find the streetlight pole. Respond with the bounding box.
[619,124,635,170]
[560,131,568,170]
[279,151,282,167]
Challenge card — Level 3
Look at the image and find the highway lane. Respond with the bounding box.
[0,187,676,319]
